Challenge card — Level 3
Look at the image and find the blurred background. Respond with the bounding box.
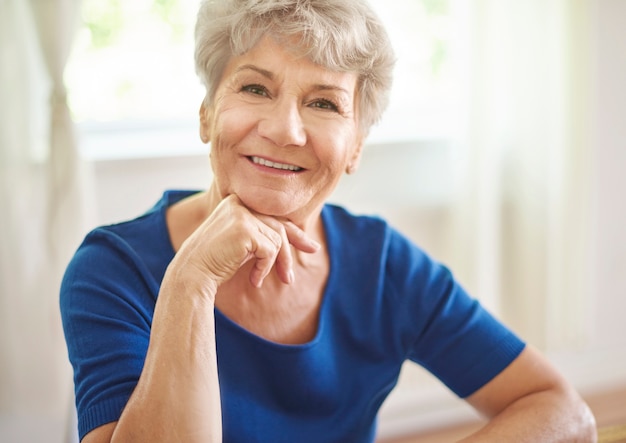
[1,0,625,441]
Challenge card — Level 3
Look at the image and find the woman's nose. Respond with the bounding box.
[257,97,307,147]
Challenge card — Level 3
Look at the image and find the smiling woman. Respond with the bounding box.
[198,36,365,221]
[60,1,595,442]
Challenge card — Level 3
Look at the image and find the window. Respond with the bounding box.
[368,0,467,142]
[66,0,466,159]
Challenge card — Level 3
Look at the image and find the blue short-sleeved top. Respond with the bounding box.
[60,190,525,442]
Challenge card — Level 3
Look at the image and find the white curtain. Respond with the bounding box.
[0,0,89,440]
[448,0,593,350]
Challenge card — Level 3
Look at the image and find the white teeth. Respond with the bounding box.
[250,156,302,171]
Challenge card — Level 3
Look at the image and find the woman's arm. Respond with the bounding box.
[114,270,221,442]
[81,259,221,443]
[461,345,597,442]
[81,195,319,442]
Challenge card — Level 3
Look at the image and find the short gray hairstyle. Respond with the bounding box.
[194,0,395,135]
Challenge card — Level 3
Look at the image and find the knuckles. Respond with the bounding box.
[178,195,303,287]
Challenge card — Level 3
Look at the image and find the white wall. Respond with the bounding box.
[589,0,626,363]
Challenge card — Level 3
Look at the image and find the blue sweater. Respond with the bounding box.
[60,190,525,442]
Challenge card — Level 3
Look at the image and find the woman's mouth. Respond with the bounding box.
[249,156,303,172]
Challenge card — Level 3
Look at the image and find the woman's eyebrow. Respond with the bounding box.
[235,63,352,100]
[312,83,351,97]
[235,64,274,80]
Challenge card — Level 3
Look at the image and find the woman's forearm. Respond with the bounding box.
[111,273,222,442]
[460,387,596,442]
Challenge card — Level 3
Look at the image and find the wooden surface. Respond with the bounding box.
[598,424,626,443]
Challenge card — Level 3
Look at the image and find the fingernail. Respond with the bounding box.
[288,269,295,284]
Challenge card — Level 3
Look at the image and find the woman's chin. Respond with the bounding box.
[239,193,295,217]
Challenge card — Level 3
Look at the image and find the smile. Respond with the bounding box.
[249,156,303,172]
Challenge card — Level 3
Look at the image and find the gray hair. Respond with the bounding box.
[194,0,395,135]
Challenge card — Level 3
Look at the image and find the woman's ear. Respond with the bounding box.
[346,138,365,174]
[199,101,212,144]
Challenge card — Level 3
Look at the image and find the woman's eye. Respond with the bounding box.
[310,99,339,112]
[242,84,268,97]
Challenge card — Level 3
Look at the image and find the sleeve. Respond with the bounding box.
[385,228,526,398]
[60,229,158,440]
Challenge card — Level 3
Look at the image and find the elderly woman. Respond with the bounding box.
[61,0,596,442]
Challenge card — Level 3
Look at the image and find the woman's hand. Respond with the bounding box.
[173,194,320,292]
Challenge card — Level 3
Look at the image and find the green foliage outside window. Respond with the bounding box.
[68,0,456,129]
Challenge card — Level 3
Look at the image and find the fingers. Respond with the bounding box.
[248,222,286,288]
[245,213,320,288]
[281,220,321,254]
[247,216,292,287]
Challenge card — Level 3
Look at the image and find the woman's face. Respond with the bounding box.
[200,36,363,225]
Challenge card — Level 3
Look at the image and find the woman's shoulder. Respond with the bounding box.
[65,190,199,286]
[83,190,198,250]
[322,203,441,281]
